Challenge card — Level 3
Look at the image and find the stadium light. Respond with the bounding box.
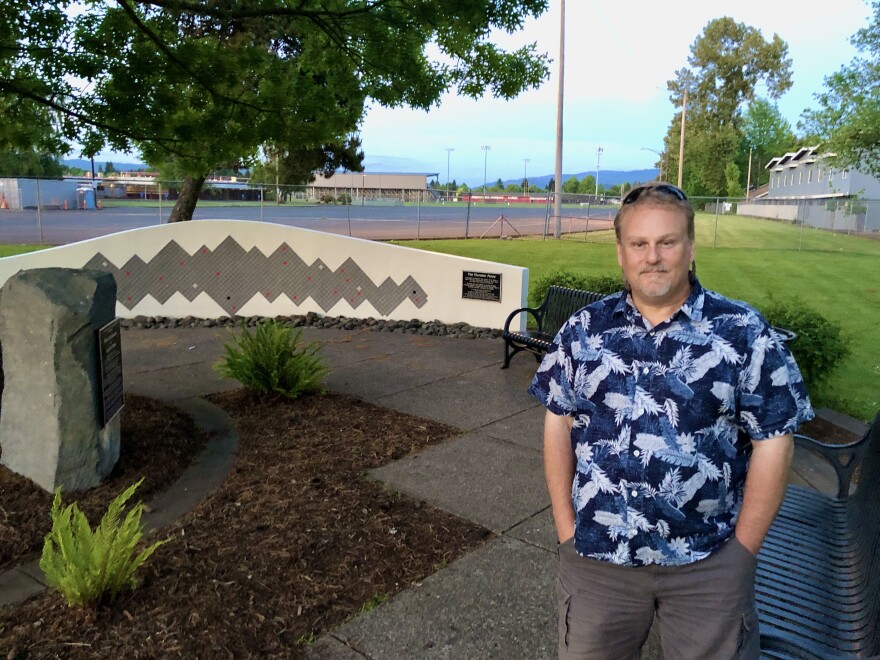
[445,148,454,201]
[481,145,491,196]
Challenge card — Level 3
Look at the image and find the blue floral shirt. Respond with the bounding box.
[529,280,814,566]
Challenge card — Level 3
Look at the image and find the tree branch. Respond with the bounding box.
[127,0,395,22]
[0,79,200,158]
[115,0,274,116]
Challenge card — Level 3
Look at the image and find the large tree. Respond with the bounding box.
[800,1,880,178]
[741,98,797,188]
[663,17,792,196]
[2,1,550,220]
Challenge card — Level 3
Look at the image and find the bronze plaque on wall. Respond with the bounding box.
[462,271,502,302]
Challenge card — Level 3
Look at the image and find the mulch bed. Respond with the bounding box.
[0,394,208,574]
[797,416,862,445]
[0,389,491,658]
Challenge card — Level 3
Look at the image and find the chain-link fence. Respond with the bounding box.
[565,195,880,255]
[1,177,879,254]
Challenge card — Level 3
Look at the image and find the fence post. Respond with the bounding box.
[417,190,421,240]
[260,185,264,222]
[713,198,720,249]
[158,181,162,224]
[543,192,551,240]
[798,199,804,251]
[35,177,44,244]
[465,195,471,239]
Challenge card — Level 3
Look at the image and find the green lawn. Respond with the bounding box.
[0,245,47,258]
[392,218,880,423]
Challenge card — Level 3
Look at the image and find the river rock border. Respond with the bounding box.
[120,313,504,340]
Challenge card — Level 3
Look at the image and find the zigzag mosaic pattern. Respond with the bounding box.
[83,237,429,316]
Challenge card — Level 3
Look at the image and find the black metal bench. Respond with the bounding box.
[501,286,607,369]
[757,411,880,659]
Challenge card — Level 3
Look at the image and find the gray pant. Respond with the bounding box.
[556,537,760,660]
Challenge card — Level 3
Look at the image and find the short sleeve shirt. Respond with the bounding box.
[528,280,814,566]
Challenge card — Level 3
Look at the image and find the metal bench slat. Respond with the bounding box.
[756,412,880,657]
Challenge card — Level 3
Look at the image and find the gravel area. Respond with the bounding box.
[120,312,505,340]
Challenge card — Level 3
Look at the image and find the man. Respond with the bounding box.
[529,183,813,659]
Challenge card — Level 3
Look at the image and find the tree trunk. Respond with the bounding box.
[167,174,206,222]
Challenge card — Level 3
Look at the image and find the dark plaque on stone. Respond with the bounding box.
[98,319,124,426]
[462,271,502,302]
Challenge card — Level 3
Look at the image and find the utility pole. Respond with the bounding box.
[445,148,454,201]
[595,146,603,197]
[678,88,687,189]
[746,147,753,201]
[523,158,530,194]
[554,0,565,238]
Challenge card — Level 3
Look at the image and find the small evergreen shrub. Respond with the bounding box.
[40,479,168,607]
[581,274,626,296]
[529,269,623,307]
[216,319,328,398]
[762,298,850,389]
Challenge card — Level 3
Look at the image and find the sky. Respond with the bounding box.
[96,0,873,186]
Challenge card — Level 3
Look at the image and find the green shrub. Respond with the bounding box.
[216,320,328,398]
[762,298,850,390]
[40,479,168,607]
[529,269,623,307]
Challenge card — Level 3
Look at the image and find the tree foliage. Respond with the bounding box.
[2,1,550,219]
[800,1,880,178]
[742,98,797,187]
[663,17,793,196]
[562,175,580,194]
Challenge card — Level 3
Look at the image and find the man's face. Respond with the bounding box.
[615,203,695,307]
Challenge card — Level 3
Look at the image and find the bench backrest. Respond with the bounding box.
[851,412,880,652]
[542,286,610,336]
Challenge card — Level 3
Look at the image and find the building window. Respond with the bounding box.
[818,169,823,182]
[842,170,848,179]
[829,168,834,182]
[808,169,813,183]
[799,171,803,184]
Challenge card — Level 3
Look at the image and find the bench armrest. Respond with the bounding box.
[503,304,544,334]
[793,432,871,499]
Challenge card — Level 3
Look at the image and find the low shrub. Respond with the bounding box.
[40,479,167,607]
[529,269,623,307]
[215,320,328,398]
[762,298,850,390]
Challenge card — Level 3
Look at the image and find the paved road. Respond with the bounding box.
[0,203,615,245]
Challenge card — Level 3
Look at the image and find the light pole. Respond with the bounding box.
[554,0,565,238]
[481,145,491,197]
[595,146,603,197]
[523,158,530,194]
[678,88,687,188]
[641,147,664,181]
[445,147,454,201]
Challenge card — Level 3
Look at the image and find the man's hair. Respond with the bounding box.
[614,183,695,242]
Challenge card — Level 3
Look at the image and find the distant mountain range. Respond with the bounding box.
[499,169,659,189]
[62,158,148,172]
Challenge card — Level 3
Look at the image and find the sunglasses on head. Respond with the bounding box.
[622,183,688,205]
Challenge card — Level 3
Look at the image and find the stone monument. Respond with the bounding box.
[0,267,120,492]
